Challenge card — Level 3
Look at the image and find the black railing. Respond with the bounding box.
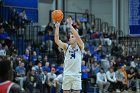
[49,10,95,23]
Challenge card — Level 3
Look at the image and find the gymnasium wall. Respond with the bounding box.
[38,0,129,35]
[65,0,113,25]
[65,0,129,35]
[38,3,52,25]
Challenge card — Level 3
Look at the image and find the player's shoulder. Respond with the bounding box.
[9,83,22,93]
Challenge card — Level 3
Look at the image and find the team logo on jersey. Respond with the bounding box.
[69,49,78,59]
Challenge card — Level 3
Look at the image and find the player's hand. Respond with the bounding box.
[67,17,73,26]
[55,22,60,28]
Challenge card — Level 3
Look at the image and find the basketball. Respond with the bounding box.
[52,10,63,22]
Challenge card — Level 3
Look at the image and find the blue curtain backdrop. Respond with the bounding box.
[3,0,38,22]
[3,0,38,8]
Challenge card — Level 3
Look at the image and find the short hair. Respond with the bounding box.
[68,15,72,19]
[109,67,114,71]
[0,58,11,77]
[100,68,104,72]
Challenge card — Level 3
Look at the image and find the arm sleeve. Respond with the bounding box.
[104,73,107,82]
[113,72,116,81]
[97,73,103,82]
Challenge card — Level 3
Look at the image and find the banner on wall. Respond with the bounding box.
[129,0,140,36]
[4,0,38,8]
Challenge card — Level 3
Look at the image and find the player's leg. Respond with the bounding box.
[72,76,82,93]
[62,76,72,93]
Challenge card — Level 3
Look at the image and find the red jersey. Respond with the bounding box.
[0,81,14,93]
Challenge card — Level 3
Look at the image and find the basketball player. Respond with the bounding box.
[54,16,84,93]
[0,57,21,93]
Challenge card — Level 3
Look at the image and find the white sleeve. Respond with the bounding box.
[97,73,103,82]
[54,75,61,81]
[47,73,50,80]
[104,73,107,82]
[113,72,116,81]
[106,71,114,82]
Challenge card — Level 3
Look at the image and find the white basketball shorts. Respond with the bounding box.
[62,75,81,91]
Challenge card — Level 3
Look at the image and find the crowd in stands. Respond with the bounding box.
[0,6,140,93]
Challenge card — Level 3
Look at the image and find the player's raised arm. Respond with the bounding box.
[67,17,84,50]
[54,23,67,51]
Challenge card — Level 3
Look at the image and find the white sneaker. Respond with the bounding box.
[116,89,121,92]
[21,88,24,91]
[137,89,140,92]
[124,90,128,93]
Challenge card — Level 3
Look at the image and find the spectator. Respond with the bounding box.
[10,8,18,26]
[121,65,129,88]
[0,43,6,56]
[106,67,117,92]
[42,62,51,72]
[54,73,63,93]
[32,51,38,65]
[19,10,29,25]
[47,67,57,93]
[96,68,110,93]
[0,25,9,40]
[15,62,26,90]
[45,22,53,34]
[56,63,63,75]
[75,19,83,36]
[130,60,136,68]
[42,55,48,66]
[44,23,54,51]
[115,67,128,92]
[101,56,110,72]
[128,67,136,91]
[111,42,120,57]
[81,60,90,93]
[109,31,116,40]
[90,61,100,85]
[136,69,140,92]
[26,60,33,74]
[35,62,46,93]
[23,49,30,62]
[27,67,36,93]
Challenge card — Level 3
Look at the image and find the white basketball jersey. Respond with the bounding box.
[63,44,82,76]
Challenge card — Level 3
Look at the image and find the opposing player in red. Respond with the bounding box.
[0,57,21,93]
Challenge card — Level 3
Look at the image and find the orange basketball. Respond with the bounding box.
[52,10,63,22]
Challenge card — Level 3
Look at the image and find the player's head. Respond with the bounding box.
[0,57,11,81]
[69,33,76,45]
